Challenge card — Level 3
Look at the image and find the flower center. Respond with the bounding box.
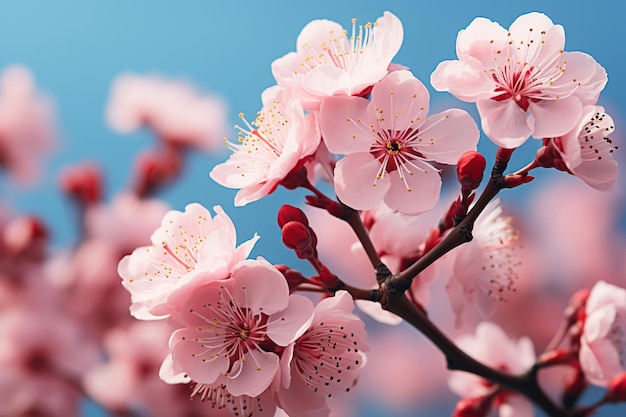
[386,140,402,154]
[486,28,569,111]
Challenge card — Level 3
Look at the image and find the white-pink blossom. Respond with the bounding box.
[106,73,228,151]
[276,290,367,417]
[118,203,258,320]
[431,12,607,148]
[272,12,403,110]
[0,65,56,183]
[579,280,626,386]
[553,105,618,191]
[446,200,522,327]
[162,258,314,398]
[85,192,169,254]
[210,86,320,206]
[448,322,536,417]
[0,307,98,417]
[320,70,479,215]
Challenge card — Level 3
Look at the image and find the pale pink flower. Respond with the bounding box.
[106,73,227,151]
[552,105,618,191]
[164,258,314,397]
[431,12,607,148]
[85,192,169,254]
[210,86,320,206]
[579,280,626,386]
[118,203,259,320]
[83,321,172,412]
[276,290,367,417]
[0,65,56,183]
[272,12,403,110]
[320,70,479,215]
[448,322,536,417]
[0,307,98,417]
[446,200,522,327]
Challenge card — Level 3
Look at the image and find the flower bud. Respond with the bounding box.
[59,162,102,204]
[277,204,309,228]
[457,151,486,192]
[452,395,493,417]
[274,264,307,291]
[606,372,626,402]
[281,221,315,259]
[305,194,350,219]
[502,173,534,188]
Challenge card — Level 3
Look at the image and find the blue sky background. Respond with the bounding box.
[1,1,625,416]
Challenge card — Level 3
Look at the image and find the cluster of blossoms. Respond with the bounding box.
[1,8,625,417]
[119,203,367,417]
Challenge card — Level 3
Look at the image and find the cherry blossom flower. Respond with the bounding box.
[0,65,56,183]
[85,192,169,255]
[163,258,314,397]
[431,12,607,148]
[579,280,626,387]
[448,322,536,417]
[275,291,367,417]
[118,203,259,320]
[0,307,98,417]
[106,73,228,151]
[552,105,618,191]
[210,86,320,206]
[272,12,403,110]
[446,200,522,327]
[320,70,479,215]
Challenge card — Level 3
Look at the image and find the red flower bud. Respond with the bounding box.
[502,173,534,188]
[457,151,486,192]
[452,395,493,417]
[59,162,102,204]
[273,264,307,291]
[305,194,350,219]
[277,204,309,228]
[606,372,626,402]
[281,221,315,259]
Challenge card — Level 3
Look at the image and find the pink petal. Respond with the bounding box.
[369,70,430,132]
[570,155,618,191]
[320,96,373,155]
[456,17,508,65]
[266,294,314,346]
[587,281,626,315]
[498,394,535,417]
[334,153,390,210]
[271,52,299,87]
[372,12,404,63]
[528,96,583,138]
[230,259,289,315]
[171,329,228,385]
[416,108,479,164]
[226,349,279,397]
[476,98,531,148]
[158,353,190,384]
[430,59,495,101]
[508,13,564,61]
[383,161,441,215]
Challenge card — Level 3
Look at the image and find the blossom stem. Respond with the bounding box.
[386,295,574,417]
[344,206,382,268]
[387,147,516,292]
